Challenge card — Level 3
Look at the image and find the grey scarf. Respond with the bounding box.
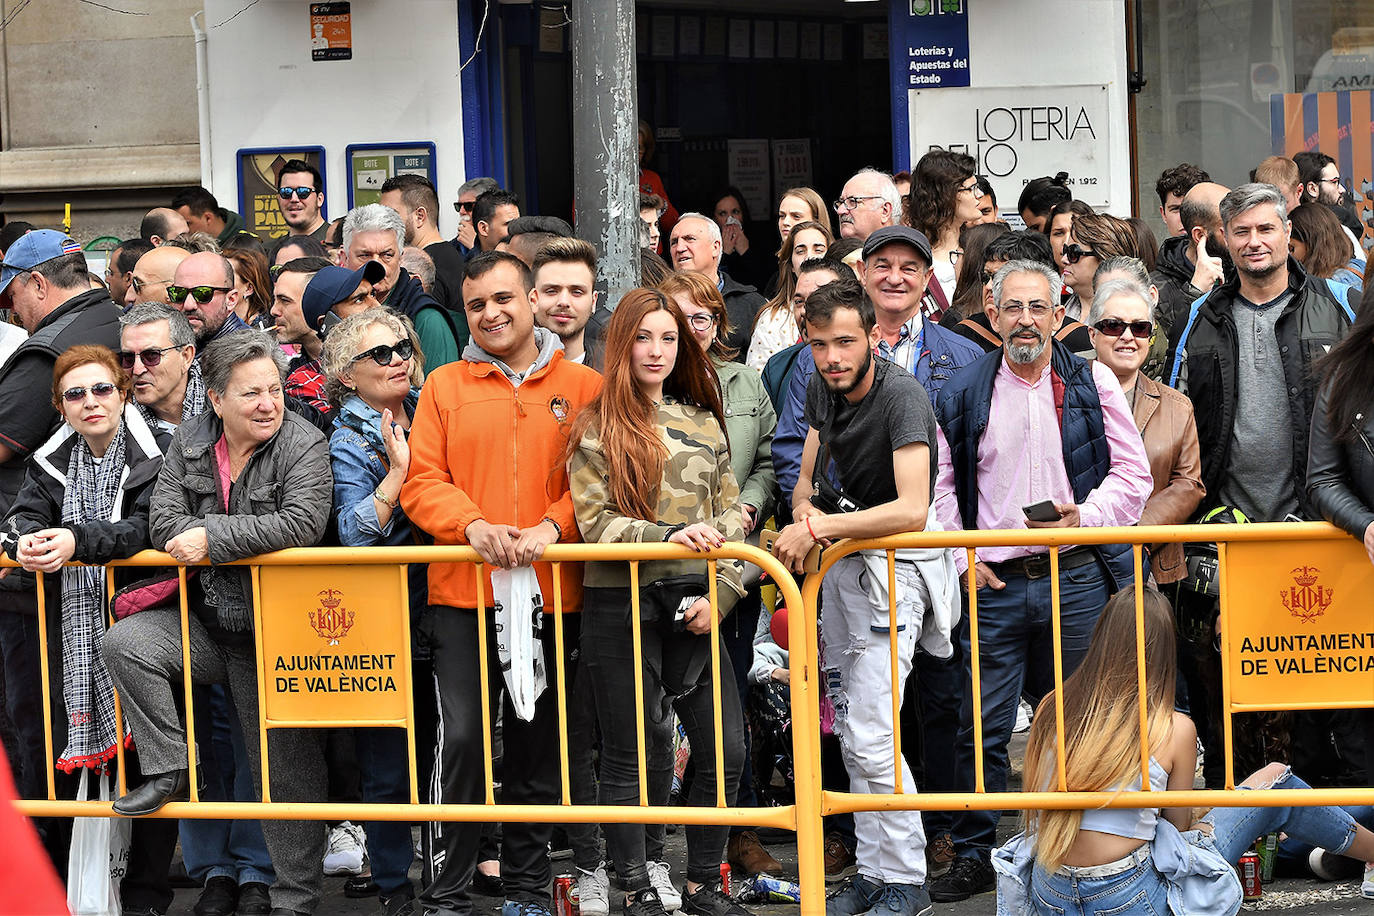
[183,359,208,420]
[59,423,127,771]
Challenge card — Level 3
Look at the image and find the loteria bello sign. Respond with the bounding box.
[256,564,411,726]
[1223,539,1374,709]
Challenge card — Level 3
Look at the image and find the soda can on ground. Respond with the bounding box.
[1256,833,1277,882]
[751,874,803,904]
[554,874,575,916]
[1238,852,1262,902]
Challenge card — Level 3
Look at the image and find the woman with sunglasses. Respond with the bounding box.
[321,309,427,911]
[1087,277,1203,587]
[909,149,985,313]
[566,288,750,916]
[1060,212,1137,322]
[1,344,179,915]
[747,219,833,371]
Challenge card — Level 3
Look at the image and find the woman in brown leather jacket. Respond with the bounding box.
[1086,272,1205,584]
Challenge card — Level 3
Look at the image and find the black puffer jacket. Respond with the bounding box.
[1307,383,1374,540]
[720,270,766,365]
[1165,258,1358,517]
[1151,235,1209,335]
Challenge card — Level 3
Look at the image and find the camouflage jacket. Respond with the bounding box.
[568,397,745,613]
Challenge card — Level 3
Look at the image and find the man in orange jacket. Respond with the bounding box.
[403,250,601,916]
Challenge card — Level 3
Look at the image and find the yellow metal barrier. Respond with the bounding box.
[5,523,1374,916]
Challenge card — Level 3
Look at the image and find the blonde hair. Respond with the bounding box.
[322,308,425,408]
[1021,588,1178,872]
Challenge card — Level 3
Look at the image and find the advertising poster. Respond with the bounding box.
[346,143,437,208]
[237,147,326,241]
[909,85,1112,209]
[727,139,771,219]
[310,2,352,62]
[1271,90,1374,246]
[772,139,814,203]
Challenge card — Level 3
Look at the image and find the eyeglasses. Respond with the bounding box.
[685,313,717,331]
[997,302,1054,318]
[117,346,178,370]
[833,195,882,212]
[957,180,983,197]
[949,249,963,265]
[453,200,476,213]
[278,186,318,200]
[1320,175,1344,187]
[1062,243,1098,264]
[1093,318,1154,338]
[351,338,415,366]
[61,382,119,403]
[129,275,172,295]
[167,285,231,305]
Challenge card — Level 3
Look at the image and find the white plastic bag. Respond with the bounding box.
[492,566,548,721]
[67,767,132,916]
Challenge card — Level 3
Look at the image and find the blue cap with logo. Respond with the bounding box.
[301,260,386,330]
[0,229,84,297]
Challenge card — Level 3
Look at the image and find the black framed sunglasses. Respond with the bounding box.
[351,338,415,366]
[117,346,178,370]
[1062,243,1098,264]
[1093,318,1154,339]
[62,382,119,403]
[453,200,476,213]
[278,186,317,200]
[167,285,231,305]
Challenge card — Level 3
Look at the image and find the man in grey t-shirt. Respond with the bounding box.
[770,277,945,916]
[1217,289,1297,521]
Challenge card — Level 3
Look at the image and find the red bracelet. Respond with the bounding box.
[805,517,820,544]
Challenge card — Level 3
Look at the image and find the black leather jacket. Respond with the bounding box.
[1307,383,1374,540]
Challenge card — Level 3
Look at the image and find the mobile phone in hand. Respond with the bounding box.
[1022,500,1062,523]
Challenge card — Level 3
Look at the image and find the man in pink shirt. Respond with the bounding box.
[926,259,1153,902]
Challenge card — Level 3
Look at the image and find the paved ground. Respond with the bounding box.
[167,733,1374,915]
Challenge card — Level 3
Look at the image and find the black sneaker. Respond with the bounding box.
[927,856,994,902]
[681,881,751,916]
[623,888,670,916]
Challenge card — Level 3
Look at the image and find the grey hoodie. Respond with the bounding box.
[462,326,564,388]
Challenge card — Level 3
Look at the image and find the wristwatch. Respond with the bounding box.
[542,517,562,539]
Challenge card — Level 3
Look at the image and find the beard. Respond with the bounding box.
[823,348,873,395]
[1005,328,1048,364]
[1235,254,1282,281]
[1205,231,1232,267]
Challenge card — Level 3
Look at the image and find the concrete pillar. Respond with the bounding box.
[571,0,640,309]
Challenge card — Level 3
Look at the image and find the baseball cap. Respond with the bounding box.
[301,260,386,330]
[0,229,84,297]
[860,226,933,266]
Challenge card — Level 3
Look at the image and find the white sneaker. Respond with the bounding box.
[576,864,610,916]
[323,821,367,876]
[1013,699,1032,734]
[647,860,681,911]
[1362,862,1374,899]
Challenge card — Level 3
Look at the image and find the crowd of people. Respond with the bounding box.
[0,143,1372,916]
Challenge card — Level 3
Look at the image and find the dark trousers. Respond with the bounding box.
[582,587,744,891]
[420,607,571,916]
[911,621,966,838]
[949,562,1126,861]
[118,749,181,913]
[0,612,48,801]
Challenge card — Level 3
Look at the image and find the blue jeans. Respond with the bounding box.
[179,686,276,887]
[356,726,416,898]
[1029,770,1361,914]
[951,557,1129,860]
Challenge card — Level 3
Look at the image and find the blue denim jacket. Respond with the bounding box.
[992,819,1242,916]
[328,391,430,625]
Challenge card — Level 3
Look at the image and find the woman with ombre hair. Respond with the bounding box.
[567,288,751,916]
[995,588,1374,914]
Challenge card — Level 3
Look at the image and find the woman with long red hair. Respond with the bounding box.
[567,288,751,916]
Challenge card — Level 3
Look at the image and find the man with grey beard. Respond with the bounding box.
[924,259,1152,902]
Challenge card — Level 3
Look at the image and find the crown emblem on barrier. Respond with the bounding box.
[309,588,355,645]
[1279,566,1332,623]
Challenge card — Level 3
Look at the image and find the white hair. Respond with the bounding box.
[849,168,903,225]
[676,211,722,245]
[343,203,404,255]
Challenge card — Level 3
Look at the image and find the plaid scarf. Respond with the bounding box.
[58,422,128,772]
[183,359,208,420]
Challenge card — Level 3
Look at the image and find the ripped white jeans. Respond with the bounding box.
[821,553,929,886]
